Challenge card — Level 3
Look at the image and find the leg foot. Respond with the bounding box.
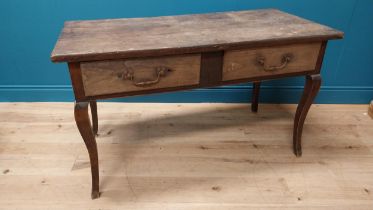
[90,101,98,135]
[74,102,100,199]
[293,75,321,157]
[294,144,302,157]
[91,190,100,199]
[251,82,261,113]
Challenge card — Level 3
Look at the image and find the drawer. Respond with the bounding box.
[81,54,201,96]
[222,42,322,81]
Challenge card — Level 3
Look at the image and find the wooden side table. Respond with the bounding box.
[51,9,343,199]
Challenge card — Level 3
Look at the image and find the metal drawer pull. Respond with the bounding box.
[120,66,173,87]
[256,54,293,71]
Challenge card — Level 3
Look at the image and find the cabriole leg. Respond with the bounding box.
[293,74,321,157]
[74,102,100,199]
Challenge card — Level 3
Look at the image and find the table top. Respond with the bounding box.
[51,9,343,63]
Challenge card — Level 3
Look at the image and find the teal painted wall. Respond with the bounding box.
[0,0,372,103]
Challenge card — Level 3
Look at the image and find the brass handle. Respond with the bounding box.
[120,66,173,87]
[256,54,293,71]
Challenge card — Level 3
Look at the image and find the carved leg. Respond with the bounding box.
[251,82,261,112]
[74,102,100,199]
[90,100,98,135]
[293,74,321,157]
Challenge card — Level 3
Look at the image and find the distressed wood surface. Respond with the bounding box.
[0,103,373,209]
[223,42,321,81]
[51,9,343,62]
[81,54,201,96]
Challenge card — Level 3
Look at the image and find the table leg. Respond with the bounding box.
[74,102,100,199]
[293,74,321,157]
[251,82,261,112]
[90,100,98,135]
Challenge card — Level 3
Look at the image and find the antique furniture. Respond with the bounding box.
[51,9,343,199]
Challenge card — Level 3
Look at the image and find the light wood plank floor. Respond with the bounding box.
[0,103,372,210]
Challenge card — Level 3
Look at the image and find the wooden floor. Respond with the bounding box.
[0,103,372,210]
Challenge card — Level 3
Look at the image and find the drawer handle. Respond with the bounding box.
[256,54,293,71]
[120,66,173,87]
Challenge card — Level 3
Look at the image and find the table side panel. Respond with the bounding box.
[68,41,328,102]
[68,63,86,99]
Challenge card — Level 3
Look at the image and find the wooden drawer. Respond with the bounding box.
[222,42,322,81]
[81,54,201,96]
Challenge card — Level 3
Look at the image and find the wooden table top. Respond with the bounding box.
[51,9,343,63]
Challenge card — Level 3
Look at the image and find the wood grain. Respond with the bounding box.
[0,103,372,209]
[51,9,343,62]
[81,54,201,96]
[222,42,321,81]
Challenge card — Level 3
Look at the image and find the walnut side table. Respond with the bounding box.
[51,9,343,199]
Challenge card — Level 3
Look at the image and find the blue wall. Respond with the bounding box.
[0,0,372,103]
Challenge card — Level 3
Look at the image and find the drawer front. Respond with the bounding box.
[81,54,201,96]
[222,42,322,81]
